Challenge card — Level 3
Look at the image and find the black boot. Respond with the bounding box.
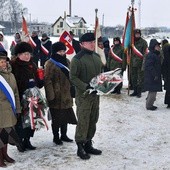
[23,138,36,150]
[136,87,142,98]
[130,87,137,97]
[84,140,102,155]
[61,124,73,142]
[52,124,63,145]
[17,141,26,152]
[53,136,63,145]
[77,142,90,160]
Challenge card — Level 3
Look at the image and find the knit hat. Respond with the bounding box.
[42,33,48,38]
[0,46,7,60]
[14,42,33,56]
[52,42,66,54]
[80,33,95,43]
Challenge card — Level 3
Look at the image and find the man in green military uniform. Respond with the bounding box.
[130,29,148,98]
[70,33,103,160]
[107,37,126,94]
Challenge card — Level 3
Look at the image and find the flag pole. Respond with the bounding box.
[95,8,98,53]
[127,0,135,95]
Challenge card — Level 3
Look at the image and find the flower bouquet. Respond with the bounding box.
[21,86,49,130]
[88,68,123,95]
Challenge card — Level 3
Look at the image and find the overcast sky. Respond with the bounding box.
[17,0,170,28]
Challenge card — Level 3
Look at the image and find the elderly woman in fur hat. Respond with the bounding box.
[44,42,77,145]
[0,48,21,167]
[11,42,44,152]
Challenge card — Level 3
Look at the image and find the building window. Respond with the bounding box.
[60,22,63,27]
[57,29,59,33]
[80,22,83,28]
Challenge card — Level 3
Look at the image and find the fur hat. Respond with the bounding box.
[52,42,66,54]
[14,42,33,56]
[80,33,95,43]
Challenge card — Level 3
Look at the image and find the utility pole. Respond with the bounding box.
[102,14,104,27]
[69,0,72,16]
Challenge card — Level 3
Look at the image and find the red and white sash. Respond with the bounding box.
[110,46,123,63]
[132,44,144,59]
[41,44,49,56]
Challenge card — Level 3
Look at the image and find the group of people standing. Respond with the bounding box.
[103,29,170,111]
[0,28,170,167]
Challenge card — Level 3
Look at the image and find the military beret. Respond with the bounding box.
[80,33,95,43]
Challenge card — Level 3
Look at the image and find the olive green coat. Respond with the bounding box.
[131,37,148,68]
[0,64,21,128]
[70,48,103,95]
[107,45,126,71]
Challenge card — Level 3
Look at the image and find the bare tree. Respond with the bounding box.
[0,0,8,21]
[0,0,28,33]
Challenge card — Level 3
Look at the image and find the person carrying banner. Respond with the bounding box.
[130,29,148,98]
[70,32,103,160]
[39,33,52,68]
[31,31,41,66]
[107,37,126,94]
[44,42,77,146]
[0,49,22,167]
[69,31,81,54]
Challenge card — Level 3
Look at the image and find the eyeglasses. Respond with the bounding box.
[22,52,31,56]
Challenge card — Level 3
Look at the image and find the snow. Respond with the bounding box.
[6,88,170,170]
[4,36,170,170]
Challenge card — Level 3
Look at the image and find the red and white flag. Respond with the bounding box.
[21,16,36,48]
[59,31,75,55]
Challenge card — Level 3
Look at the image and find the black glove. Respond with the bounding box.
[86,84,94,90]
[91,90,97,94]
[86,84,97,94]
[28,79,36,88]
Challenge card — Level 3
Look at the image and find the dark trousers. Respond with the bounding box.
[50,108,68,139]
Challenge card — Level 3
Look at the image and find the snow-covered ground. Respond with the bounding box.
[3,36,170,170]
[6,87,170,170]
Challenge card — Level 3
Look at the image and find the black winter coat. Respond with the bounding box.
[11,58,43,100]
[40,38,52,66]
[144,47,162,92]
[162,44,170,90]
